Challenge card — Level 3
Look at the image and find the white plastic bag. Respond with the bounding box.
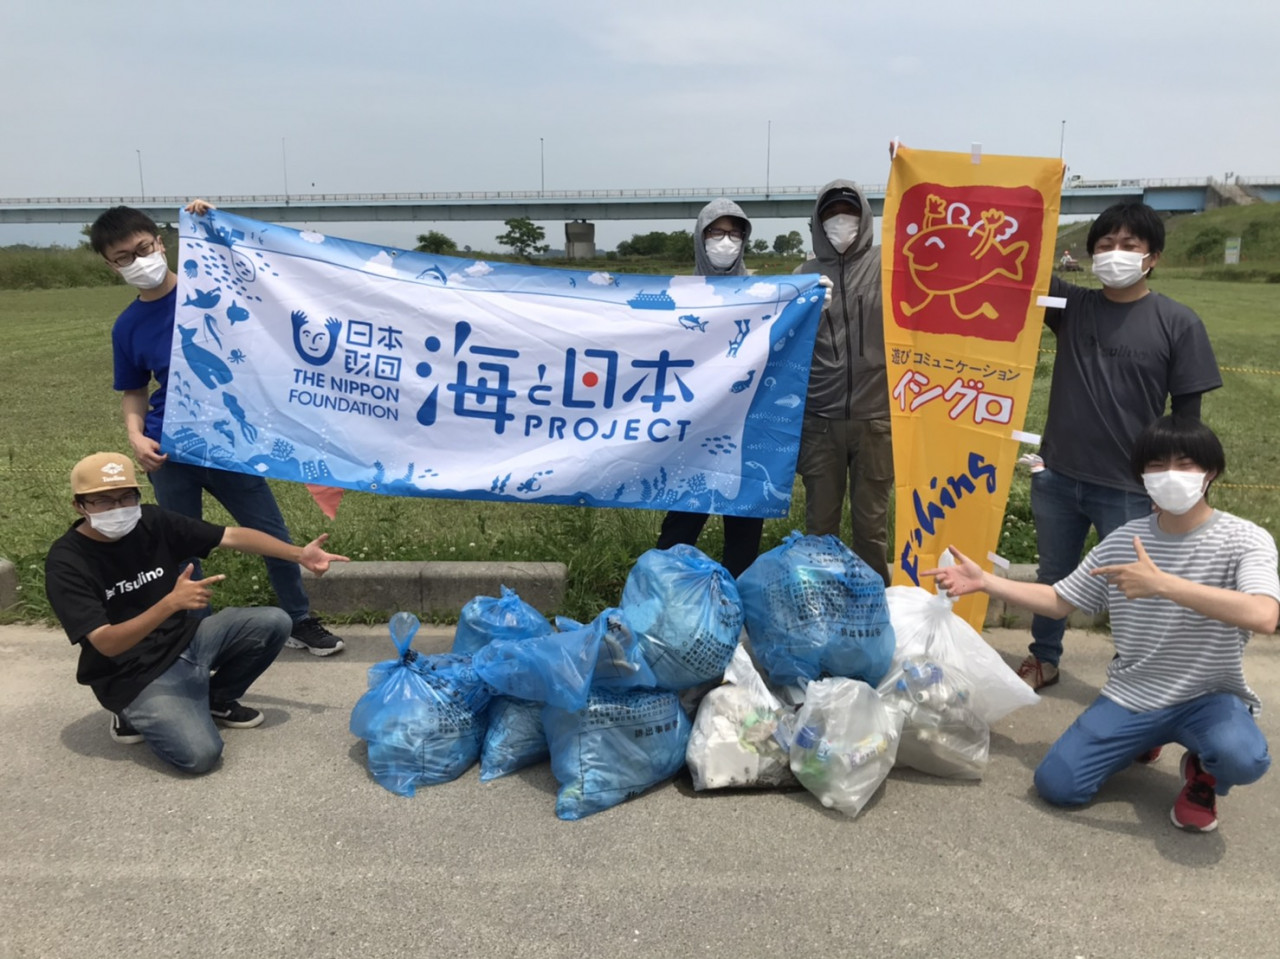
[789,678,898,818]
[885,586,1039,723]
[686,645,797,790]
[878,656,989,779]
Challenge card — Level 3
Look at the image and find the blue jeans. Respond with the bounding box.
[1034,693,1271,805]
[1029,468,1151,665]
[120,607,291,773]
[149,461,310,623]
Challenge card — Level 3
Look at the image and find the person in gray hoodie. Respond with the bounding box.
[794,179,893,585]
[655,198,764,578]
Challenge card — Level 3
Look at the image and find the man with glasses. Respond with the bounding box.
[89,203,347,656]
[45,452,349,773]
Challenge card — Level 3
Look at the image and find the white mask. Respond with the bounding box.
[87,505,143,540]
[704,236,742,271]
[117,251,170,290]
[1142,469,1207,515]
[823,214,860,253]
[1091,249,1149,289]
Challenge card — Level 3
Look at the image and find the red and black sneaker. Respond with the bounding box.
[1170,752,1218,832]
[1134,745,1164,765]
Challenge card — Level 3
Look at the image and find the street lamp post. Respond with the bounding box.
[282,137,290,203]
[540,137,545,196]
[136,150,145,200]
[766,120,772,196]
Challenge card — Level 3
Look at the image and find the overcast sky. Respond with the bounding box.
[4,0,1278,252]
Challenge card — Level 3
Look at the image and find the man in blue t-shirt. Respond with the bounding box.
[89,203,346,657]
[1020,202,1222,691]
[46,452,349,772]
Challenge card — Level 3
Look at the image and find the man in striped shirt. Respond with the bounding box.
[925,417,1278,832]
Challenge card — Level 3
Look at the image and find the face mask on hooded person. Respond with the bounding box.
[1142,469,1208,515]
[1091,249,1149,289]
[117,251,170,290]
[86,504,143,540]
[823,213,860,253]
[704,235,743,271]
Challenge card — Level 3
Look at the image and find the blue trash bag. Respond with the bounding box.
[350,612,493,797]
[479,696,549,781]
[620,544,744,690]
[472,622,602,712]
[589,608,659,691]
[543,688,692,820]
[736,532,895,687]
[452,585,552,656]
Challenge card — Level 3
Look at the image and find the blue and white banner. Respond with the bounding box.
[168,210,823,517]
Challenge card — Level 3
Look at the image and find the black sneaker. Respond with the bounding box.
[210,701,265,728]
[286,616,346,657]
[110,712,144,744]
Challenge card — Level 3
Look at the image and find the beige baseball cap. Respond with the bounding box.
[70,452,139,496]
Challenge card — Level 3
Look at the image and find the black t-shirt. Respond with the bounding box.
[1041,277,1222,493]
[44,505,225,712]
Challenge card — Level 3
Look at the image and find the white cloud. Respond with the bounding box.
[464,261,493,277]
[587,271,614,285]
[362,251,398,276]
[745,282,777,300]
[665,276,723,308]
[299,230,326,244]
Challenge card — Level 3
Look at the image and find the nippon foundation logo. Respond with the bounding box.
[891,183,1044,342]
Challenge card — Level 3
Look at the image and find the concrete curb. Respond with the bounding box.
[0,557,16,611]
[300,560,567,618]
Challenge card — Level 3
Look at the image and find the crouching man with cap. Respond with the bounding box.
[45,452,349,774]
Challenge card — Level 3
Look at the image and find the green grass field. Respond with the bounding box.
[3,222,1278,625]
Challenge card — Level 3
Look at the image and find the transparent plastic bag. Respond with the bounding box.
[543,688,692,820]
[877,656,989,779]
[885,586,1039,723]
[620,544,743,690]
[789,677,898,818]
[350,612,493,796]
[452,585,552,656]
[687,644,797,790]
[479,697,548,782]
[738,533,895,688]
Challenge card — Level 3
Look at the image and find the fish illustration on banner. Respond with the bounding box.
[882,146,1062,627]
[166,209,825,518]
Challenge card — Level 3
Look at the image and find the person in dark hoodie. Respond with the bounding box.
[654,198,765,578]
[794,180,892,585]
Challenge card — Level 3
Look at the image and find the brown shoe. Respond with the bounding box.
[1016,655,1059,690]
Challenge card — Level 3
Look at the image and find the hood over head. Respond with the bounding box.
[809,179,873,264]
[694,197,752,277]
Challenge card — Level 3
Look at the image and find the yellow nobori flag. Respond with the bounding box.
[882,146,1062,628]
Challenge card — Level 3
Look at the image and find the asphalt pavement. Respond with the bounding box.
[2,621,1277,959]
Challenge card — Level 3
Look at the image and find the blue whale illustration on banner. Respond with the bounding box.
[167,209,825,517]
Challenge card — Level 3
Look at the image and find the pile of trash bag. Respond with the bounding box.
[738,533,895,689]
[350,612,493,797]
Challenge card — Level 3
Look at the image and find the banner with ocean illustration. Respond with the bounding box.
[167,209,824,517]
[882,146,1062,628]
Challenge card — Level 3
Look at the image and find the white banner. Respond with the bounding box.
[167,210,824,517]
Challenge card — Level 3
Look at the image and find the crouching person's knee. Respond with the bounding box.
[1208,746,1271,792]
[1034,752,1096,807]
[155,735,224,775]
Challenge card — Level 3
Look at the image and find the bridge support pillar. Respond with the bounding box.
[564,220,595,260]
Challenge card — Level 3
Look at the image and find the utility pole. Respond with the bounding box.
[766,120,772,196]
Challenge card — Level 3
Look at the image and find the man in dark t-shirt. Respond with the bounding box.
[45,452,349,774]
[1021,203,1222,692]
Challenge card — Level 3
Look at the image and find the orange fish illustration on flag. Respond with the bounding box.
[900,194,1029,321]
